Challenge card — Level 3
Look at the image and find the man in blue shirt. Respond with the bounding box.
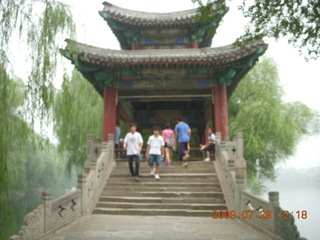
[174,116,191,167]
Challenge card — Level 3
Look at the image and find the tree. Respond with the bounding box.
[192,0,320,59]
[228,57,319,193]
[0,1,74,237]
[0,69,72,239]
[54,69,103,170]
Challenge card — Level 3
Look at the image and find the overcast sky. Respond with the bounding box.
[13,0,320,169]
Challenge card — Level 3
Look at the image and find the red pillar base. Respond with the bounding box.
[132,44,142,50]
[102,88,117,142]
[188,42,198,48]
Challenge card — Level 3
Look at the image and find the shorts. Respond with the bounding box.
[203,143,215,152]
[179,142,188,157]
[165,142,172,148]
[148,154,162,166]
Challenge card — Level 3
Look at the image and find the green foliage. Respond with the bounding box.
[0,69,14,237]
[54,69,103,170]
[192,0,320,59]
[238,0,320,59]
[1,1,75,237]
[191,0,228,36]
[228,57,319,193]
[0,67,73,239]
[26,1,75,123]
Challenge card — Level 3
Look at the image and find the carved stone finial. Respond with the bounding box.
[269,191,279,205]
[235,174,245,185]
[108,133,115,141]
[42,191,52,202]
[101,142,109,152]
[87,134,93,140]
[77,173,87,188]
[215,132,221,141]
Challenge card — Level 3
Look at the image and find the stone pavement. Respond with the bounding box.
[43,214,272,240]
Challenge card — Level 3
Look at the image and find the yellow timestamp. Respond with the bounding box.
[212,210,308,220]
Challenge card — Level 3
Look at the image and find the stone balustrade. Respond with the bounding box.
[10,134,115,240]
[215,132,305,240]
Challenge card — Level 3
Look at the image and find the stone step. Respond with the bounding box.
[95,202,227,211]
[98,196,226,204]
[107,177,219,183]
[114,161,215,168]
[93,208,214,217]
[105,182,219,188]
[99,195,225,204]
[104,185,222,192]
[111,168,216,174]
[100,191,224,198]
[110,173,217,178]
[95,157,226,218]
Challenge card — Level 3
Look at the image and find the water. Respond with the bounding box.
[6,169,78,240]
[262,167,320,240]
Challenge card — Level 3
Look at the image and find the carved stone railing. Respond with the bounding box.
[214,132,306,240]
[10,134,116,240]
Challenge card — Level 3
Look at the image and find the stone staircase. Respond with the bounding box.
[93,161,228,217]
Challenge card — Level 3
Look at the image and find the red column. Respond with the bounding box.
[213,87,221,134]
[189,42,198,48]
[102,87,117,142]
[132,44,142,50]
[116,104,120,123]
[219,85,229,141]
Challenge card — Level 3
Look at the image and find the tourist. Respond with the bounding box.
[115,121,121,149]
[146,127,165,180]
[200,128,216,161]
[174,116,191,167]
[119,138,126,158]
[123,123,143,180]
[162,123,175,167]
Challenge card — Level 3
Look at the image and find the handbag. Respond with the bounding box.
[166,132,174,148]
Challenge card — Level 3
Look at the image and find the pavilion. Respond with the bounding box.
[61,1,267,143]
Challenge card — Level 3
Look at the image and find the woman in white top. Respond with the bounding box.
[200,128,216,162]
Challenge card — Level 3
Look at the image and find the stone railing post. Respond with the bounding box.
[85,134,93,173]
[93,139,102,160]
[101,141,108,152]
[108,134,115,159]
[235,174,246,213]
[108,133,115,143]
[86,134,93,158]
[77,173,88,215]
[42,191,52,232]
[268,191,280,234]
[215,132,221,144]
[235,158,247,188]
[90,158,97,171]
[236,132,244,160]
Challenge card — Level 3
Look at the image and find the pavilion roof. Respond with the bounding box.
[100,1,224,26]
[61,39,267,100]
[61,39,267,68]
[99,1,227,49]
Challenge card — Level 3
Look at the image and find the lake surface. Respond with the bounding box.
[261,167,320,240]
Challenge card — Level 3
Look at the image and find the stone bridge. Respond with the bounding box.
[10,133,304,240]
